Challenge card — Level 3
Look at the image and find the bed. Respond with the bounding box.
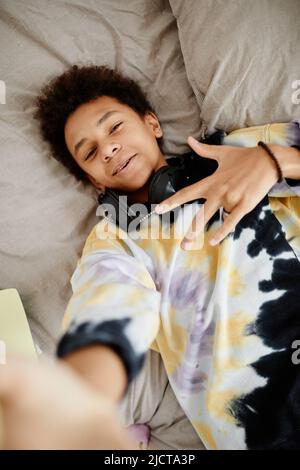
[0,0,299,449]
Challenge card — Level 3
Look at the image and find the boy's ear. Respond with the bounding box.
[85,174,106,192]
[145,112,163,138]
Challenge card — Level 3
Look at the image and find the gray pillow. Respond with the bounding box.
[169,0,300,133]
[0,0,203,354]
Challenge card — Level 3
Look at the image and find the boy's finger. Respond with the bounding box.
[155,182,205,214]
[181,207,205,245]
[182,199,220,245]
[187,136,222,161]
[203,199,221,227]
[209,207,246,245]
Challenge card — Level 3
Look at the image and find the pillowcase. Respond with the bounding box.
[169,0,300,133]
[0,0,202,353]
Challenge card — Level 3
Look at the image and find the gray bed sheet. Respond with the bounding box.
[0,0,204,450]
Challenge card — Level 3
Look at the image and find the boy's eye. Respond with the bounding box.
[85,148,96,161]
[110,122,122,133]
[84,123,122,161]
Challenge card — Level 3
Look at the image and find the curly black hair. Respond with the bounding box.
[34,64,164,183]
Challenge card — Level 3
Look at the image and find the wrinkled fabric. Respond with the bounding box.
[58,122,300,449]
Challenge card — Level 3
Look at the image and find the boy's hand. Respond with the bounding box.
[0,358,137,450]
[155,136,280,248]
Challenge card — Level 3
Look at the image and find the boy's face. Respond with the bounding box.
[64,96,167,194]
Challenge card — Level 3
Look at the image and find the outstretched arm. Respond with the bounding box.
[62,344,128,403]
[57,221,161,404]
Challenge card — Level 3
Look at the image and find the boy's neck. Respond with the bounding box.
[127,184,150,204]
[127,157,168,204]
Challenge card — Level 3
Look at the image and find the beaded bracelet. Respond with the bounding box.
[257,141,284,183]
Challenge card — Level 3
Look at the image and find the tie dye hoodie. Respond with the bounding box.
[57,122,300,450]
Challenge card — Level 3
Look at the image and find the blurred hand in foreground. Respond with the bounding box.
[0,358,137,450]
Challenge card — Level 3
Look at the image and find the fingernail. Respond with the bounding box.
[181,241,193,250]
[183,234,195,243]
[209,238,218,246]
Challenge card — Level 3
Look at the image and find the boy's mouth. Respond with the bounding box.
[112,154,136,176]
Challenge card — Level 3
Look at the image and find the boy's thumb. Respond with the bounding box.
[187,136,220,160]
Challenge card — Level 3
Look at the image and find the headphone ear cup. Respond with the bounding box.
[148,166,182,204]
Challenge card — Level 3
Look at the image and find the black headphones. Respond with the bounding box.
[97,131,225,232]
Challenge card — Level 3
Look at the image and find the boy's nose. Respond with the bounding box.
[103,143,121,161]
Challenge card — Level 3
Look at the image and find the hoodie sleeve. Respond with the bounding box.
[268,121,300,198]
[57,221,161,391]
[224,121,300,198]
